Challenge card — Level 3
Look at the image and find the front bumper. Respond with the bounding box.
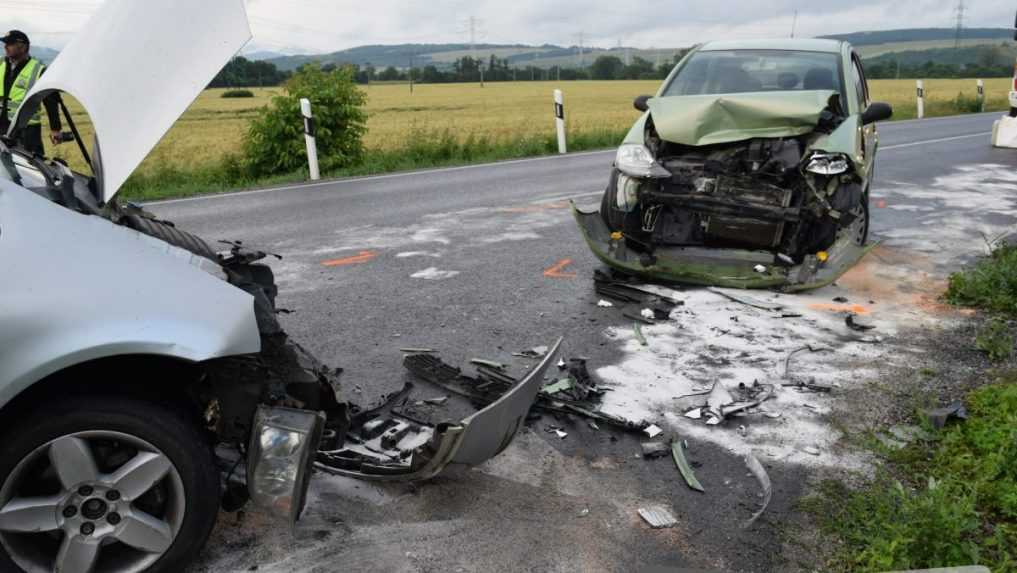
[572,202,874,292]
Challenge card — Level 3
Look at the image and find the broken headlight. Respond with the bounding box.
[615,174,641,212]
[615,144,670,179]
[247,406,325,523]
[805,153,850,176]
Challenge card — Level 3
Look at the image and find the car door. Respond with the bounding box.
[850,52,878,185]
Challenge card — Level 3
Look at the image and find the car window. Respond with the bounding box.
[663,49,844,98]
[851,54,869,108]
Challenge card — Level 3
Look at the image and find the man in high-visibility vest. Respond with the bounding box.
[0,30,62,156]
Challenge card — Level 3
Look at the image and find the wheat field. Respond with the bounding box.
[43,78,1011,177]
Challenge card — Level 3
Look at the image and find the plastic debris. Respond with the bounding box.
[784,344,834,379]
[644,424,663,438]
[554,429,568,439]
[684,407,703,420]
[803,446,821,456]
[638,506,678,529]
[597,300,614,308]
[578,508,590,517]
[708,287,784,312]
[753,264,767,273]
[742,455,772,528]
[671,440,705,492]
[925,400,968,429]
[542,378,575,395]
[641,442,670,459]
[640,308,656,320]
[588,421,600,431]
[832,296,848,303]
[846,313,876,332]
[633,323,648,346]
[470,358,507,369]
[400,348,436,353]
[422,396,449,406]
[513,345,549,359]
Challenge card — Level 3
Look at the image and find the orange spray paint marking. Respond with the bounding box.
[321,250,378,267]
[543,258,576,278]
[876,199,887,208]
[808,303,871,315]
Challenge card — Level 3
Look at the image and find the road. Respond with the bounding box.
[154,112,1017,572]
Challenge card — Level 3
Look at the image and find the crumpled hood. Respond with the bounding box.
[13,0,251,203]
[647,90,839,147]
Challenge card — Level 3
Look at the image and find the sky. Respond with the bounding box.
[3,0,1012,55]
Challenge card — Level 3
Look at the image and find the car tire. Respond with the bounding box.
[0,396,220,573]
[599,172,626,231]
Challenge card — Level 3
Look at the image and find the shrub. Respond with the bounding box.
[221,89,255,98]
[242,65,367,177]
[952,91,984,114]
[946,243,1017,316]
[975,318,1014,362]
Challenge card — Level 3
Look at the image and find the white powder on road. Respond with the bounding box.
[410,267,460,280]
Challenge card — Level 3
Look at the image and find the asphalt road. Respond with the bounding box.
[154,111,1016,573]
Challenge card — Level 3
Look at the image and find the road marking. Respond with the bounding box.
[544,258,576,278]
[881,132,990,150]
[321,250,377,267]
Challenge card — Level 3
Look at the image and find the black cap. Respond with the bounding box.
[1,30,29,45]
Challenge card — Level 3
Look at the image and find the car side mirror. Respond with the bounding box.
[861,102,893,125]
[634,95,652,113]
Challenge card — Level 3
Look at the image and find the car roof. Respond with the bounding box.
[698,39,846,54]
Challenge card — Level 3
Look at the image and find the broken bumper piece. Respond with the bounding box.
[316,338,563,481]
[572,202,875,292]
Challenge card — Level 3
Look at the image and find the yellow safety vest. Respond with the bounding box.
[0,58,44,126]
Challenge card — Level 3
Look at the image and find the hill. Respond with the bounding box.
[820,27,1011,46]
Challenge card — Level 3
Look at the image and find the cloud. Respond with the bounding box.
[9,0,1012,54]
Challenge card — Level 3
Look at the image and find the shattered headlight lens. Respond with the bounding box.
[615,144,670,179]
[615,174,641,212]
[247,406,325,523]
[805,153,850,176]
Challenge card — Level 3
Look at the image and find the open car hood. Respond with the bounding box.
[12,0,251,203]
[646,90,838,147]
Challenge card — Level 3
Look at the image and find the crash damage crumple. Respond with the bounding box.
[643,90,839,147]
[0,182,262,409]
[571,204,875,291]
[11,0,251,203]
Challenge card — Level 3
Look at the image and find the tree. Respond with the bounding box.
[242,65,367,177]
[590,55,624,80]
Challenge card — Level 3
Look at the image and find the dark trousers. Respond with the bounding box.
[19,124,44,156]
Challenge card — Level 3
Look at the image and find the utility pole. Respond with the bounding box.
[790,9,798,38]
[576,31,585,68]
[409,54,414,94]
[954,0,965,49]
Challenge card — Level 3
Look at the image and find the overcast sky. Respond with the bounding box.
[5,0,1013,55]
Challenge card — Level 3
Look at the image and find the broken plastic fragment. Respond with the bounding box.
[638,506,678,529]
[641,442,670,459]
[753,264,767,273]
[742,455,772,528]
[610,231,623,241]
[541,378,575,395]
[633,323,648,346]
[643,424,663,438]
[554,429,568,439]
[640,308,656,320]
[422,396,449,406]
[817,251,829,262]
[400,348,436,353]
[671,440,705,492]
[513,345,549,359]
[684,407,703,420]
[470,358,507,369]
[803,446,821,456]
[578,508,590,517]
[925,400,968,429]
[597,299,614,308]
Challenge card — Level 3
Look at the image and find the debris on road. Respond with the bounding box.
[640,308,656,320]
[782,378,833,393]
[597,299,615,308]
[633,323,648,346]
[684,407,703,420]
[593,270,685,306]
[832,296,849,303]
[743,455,772,528]
[513,345,549,359]
[415,396,449,406]
[400,348,436,353]
[783,344,834,379]
[708,287,784,312]
[638,506,678,529]
[753,265,767,273]
[845,313,876,332]
[470,358,508,369]
[925,400,968,429]
[698,380,776,425]
[803,446,821,456]
[644,424,663,438]
[542,378,575,396]
[671,440,705,493]
[641,442,670,459]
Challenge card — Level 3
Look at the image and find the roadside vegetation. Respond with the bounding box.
[801,245,1017,572]
[41,77,1011,202]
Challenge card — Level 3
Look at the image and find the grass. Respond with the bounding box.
[947,244,1017,317]
[804,380,1017,572]
[43,78,1012,201]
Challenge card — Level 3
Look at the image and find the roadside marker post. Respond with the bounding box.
[553,89,567,154]
[976,79,985,113]
[915,80,924,120]
[300,98,321,181]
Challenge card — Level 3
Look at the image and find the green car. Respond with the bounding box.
[573,39,893,290]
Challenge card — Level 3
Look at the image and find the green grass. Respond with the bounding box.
[120,127,626,202]
[803,380,1017,572]
[947,244,1017,317]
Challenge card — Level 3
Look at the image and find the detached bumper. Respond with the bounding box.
[572,202,874,292]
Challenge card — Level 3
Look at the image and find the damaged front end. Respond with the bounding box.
[576,91,877,291]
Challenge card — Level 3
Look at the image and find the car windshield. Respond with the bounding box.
[663,49,843,97]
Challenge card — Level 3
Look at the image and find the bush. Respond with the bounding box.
[952,91,984,114]
[976,318,1014,362]
[946,243,1017,316]
[221,89,255,99]
[242,64,367,177]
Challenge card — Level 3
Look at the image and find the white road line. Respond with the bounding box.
[146,149,615,206]
[881,132,990,150]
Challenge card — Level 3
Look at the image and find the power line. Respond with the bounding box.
[953,0,965,49]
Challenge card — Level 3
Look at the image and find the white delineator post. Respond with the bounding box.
[300,98,320,181]
[915,80,925,119]
[553,89,567,154]
[976,79,985,112]
[992,56,1017,148]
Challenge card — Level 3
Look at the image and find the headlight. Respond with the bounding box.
[615,174,641,212]
[615,144,670,178]
[247,406,325,523]
[805,153,850,176]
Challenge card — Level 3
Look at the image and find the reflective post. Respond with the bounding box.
[300,98,320,181]
[553,89,567,154]
[976,79,985,113]
[916,80,924,120]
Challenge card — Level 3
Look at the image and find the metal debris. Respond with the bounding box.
[633,323,648,346]
[513,345,549,359]
[925,400,968,429]
[845,313,876,332]
[671,440,705,492]
[743,455,772,528]
[708,287,784,312]
[638,506,678,529]
[644,424,663,438]
[783,344,834,379]
[782,378,833,393]
[470,358,507,369]
[597,299,615,308]
[641,442,670,459]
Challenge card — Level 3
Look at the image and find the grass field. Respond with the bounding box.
[43,78,1012,189]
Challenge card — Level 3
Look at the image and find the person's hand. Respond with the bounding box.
[50,130,62,145]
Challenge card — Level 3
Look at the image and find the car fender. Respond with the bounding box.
[0,182,261,408]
